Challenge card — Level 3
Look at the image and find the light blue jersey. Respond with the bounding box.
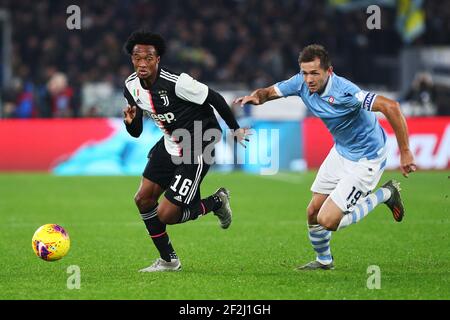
[274,72,387,161]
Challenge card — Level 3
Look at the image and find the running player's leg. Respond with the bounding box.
[323,155,394,231]
[302,193,334,268]
[158,155,230,227]
[159,189,231,227]
[136,139,180,271]
[298,147,341,270]
[134,177,178,263]
[335,183,402,229]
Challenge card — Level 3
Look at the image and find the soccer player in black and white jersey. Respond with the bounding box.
[122,30,250,272]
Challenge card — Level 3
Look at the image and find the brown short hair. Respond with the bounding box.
[298,44,331,70]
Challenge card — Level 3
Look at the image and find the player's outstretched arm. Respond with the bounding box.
[123,104,143,138]
[371,95,417,177]
[234,86,281,106]
[205,89,251,147]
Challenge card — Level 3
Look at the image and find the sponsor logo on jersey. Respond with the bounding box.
[174,195,183,202]
[150,112,176,123]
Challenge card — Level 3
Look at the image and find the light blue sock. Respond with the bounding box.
[337,188,391,230]
[308,223,333,265]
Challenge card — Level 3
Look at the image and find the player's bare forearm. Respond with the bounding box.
[372,96,409,151]
[372,95,416,176]
[386,105,409,152]
[234,86,280,106]
[252,87,278,104]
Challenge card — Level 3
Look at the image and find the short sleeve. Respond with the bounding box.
[175,73,209,105]
[341,80,377,111]
[354,91,377,111]
[274,73,303,97]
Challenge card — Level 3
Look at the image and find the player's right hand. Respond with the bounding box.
[400,149,417,178]
[233,95,260,106]
[123,105,137,125]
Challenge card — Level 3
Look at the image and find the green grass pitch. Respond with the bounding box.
[0,171,448,300]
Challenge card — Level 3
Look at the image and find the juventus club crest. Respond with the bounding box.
[159,90,169,106]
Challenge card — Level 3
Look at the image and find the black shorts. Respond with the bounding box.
[143,138,211,206]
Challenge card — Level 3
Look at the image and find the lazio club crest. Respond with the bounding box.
[328,96,335,104]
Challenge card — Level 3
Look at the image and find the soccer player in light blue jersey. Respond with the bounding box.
[235,44,417,270]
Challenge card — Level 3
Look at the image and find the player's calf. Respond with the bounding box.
[316,198,345,231]
[317,215,341,231]
[157,191,225,225]
[306,193,328,224]
[135,196,158,214]
[157,200,181,224]
[134,184,162,215]
[306,203,319,224]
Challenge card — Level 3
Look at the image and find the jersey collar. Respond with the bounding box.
[320,73,334,97]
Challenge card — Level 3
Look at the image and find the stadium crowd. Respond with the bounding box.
[1,0,449,118]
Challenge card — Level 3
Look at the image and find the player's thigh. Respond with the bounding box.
[317,196,345,230]
[164,154,211,206]
[311,146,345,195]
[136,139,176,208]
[329,155,386,213]
[142,138,177,191]
[134,177,165,205]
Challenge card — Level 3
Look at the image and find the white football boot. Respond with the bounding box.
[139,258,181,272]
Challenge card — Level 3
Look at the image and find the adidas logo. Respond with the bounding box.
[174,195,182,202]
[136,98,143,104]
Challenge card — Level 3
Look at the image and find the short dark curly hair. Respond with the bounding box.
[298,44,331,70]
[123,30,166,57]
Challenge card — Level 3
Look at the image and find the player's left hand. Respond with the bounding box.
[233,128,252,148]
[400,149,417,178]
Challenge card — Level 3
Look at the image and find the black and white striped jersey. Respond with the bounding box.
[124,67,220,156]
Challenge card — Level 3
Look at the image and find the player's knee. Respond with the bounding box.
[307,203,320,223]
[134,192,157,212]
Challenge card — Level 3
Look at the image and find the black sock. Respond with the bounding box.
[177,194,223,224]
[140,205,177,262]
[202,194,222,212]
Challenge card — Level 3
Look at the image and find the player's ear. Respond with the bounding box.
[327,66,333,75]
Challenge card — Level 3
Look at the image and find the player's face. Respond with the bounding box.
[300,58,332,93]
[131,45,160,79]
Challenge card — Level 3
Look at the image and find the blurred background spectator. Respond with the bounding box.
[45,72,76,118]
[0,0,449,118]
[400,72,437,116]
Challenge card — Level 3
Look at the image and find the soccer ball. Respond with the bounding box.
[32,224,70,261]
